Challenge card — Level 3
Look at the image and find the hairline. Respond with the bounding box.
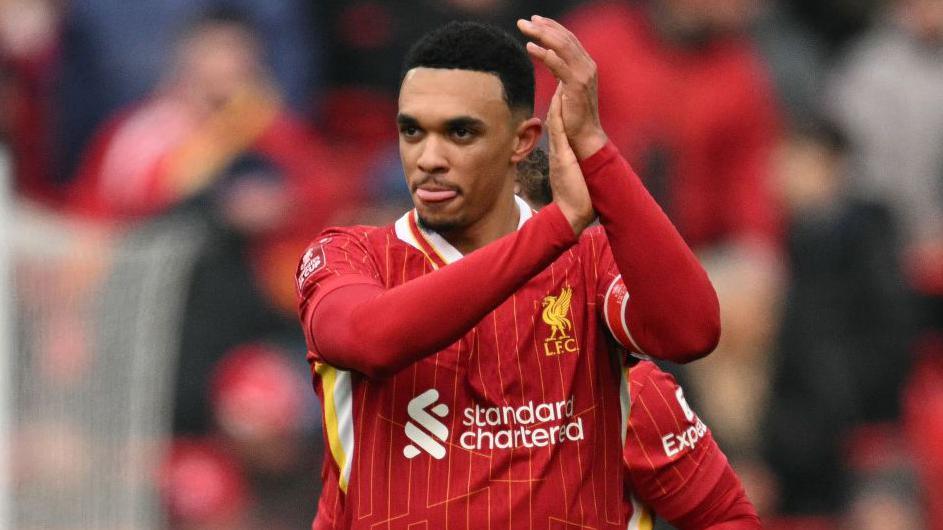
[401,66,534,119]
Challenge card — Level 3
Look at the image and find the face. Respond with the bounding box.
[175,23,262,109]
[398,67,534,233]
[899,0,943,41]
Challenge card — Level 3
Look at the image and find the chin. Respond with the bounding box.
[416,211,465,234]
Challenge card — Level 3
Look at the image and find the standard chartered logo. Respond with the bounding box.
[460,396,584,450]
[403,389,450,460]
[403,389,585,460]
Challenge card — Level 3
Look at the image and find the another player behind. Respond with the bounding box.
[297,17,720,529]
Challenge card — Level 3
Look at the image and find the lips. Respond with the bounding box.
[416,188,458,203]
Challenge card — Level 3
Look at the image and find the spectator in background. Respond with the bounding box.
[55,0,318,186]
[749,1,825,125]
[160,438,252,530]
[208,342,321,529]
[763,120,913,521]
[537,0,782,252]
[172,153,302,436]
[163,343,322,530]
[826,0,943,292]
[537,0,784,469]
[0,0,60,202]
[788,0,885,54]
[168,155,326,528]
[67,8,346,227]
[904,336,943,530]
[826,7,943,526]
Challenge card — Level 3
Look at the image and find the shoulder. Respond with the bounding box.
[313,224,396,251]
[627,359,662,401]
[296,224,395,289]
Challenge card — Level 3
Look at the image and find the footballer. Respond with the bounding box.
[296,16,726,529]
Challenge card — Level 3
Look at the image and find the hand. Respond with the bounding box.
[547,84,595,235]
[517,15,608,160]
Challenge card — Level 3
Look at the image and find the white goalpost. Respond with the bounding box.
[8,179,207,529]
[0,145,13,530]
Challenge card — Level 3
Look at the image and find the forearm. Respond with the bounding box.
[310,204,577,378]
[700,514,763,530]
[668,466,760,530]
[580,142,720,362]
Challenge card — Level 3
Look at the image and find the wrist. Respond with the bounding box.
[558,203,595,236]
[572,129,609,160]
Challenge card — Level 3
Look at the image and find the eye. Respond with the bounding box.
[399,125,422,140]
[450,127,476,142]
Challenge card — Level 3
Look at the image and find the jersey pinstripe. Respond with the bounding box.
[622,361,728,527]
[297,200,641,529]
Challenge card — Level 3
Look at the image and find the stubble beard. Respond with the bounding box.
[416,211,465,235]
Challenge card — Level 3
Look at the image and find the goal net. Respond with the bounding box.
[6,191,205,530]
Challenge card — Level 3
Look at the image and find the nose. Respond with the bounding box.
[416,135,449,175]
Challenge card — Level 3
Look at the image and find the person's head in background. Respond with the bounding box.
[209,342,311,475]
[773,118,850,218]
[647,0,763,44]
[515,147,552,210]
[166,7,269,113]
[208,153,289,237]
[895,0,943,42]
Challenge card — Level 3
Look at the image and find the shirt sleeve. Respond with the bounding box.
[581,142,720,363]
[623,361,731,522]
[296,205,579,378]
[590,228,644,354]
[295,228,383,363]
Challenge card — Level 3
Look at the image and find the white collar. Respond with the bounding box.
[394,195,534,268]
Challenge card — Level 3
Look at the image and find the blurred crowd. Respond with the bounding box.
[2,0,942,528]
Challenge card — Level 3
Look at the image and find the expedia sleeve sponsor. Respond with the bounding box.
[660,387,708,458]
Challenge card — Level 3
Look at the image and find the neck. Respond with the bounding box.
[437,192,520,255]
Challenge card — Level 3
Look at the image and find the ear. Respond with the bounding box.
[510,117,543,163]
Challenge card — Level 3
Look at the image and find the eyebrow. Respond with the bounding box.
[396,114,419,127]
[396,114,486,130]
[445,116,486,130]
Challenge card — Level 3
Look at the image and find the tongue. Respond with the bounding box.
[416,189,457,202]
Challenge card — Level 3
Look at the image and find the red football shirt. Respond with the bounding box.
[299,197,642,529]
[622,360,731,529]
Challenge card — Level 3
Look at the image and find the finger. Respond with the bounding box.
[517,18,582,66]
[547,86,561,160]
[531,16,583,50]
[530,15,583,48]
[525,42,575,83]
[530,15,596,74]
[547,86,575,163]
[547,85,565,148]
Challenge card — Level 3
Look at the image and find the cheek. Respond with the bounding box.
[463,147,513,203]
[457,144,506,181]
[398,140,419,172]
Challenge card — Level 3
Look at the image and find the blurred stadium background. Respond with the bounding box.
[2,0,942,528]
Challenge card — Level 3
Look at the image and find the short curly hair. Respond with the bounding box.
[400,21,534,114]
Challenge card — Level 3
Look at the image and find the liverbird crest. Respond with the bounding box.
[542,286,573,341]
